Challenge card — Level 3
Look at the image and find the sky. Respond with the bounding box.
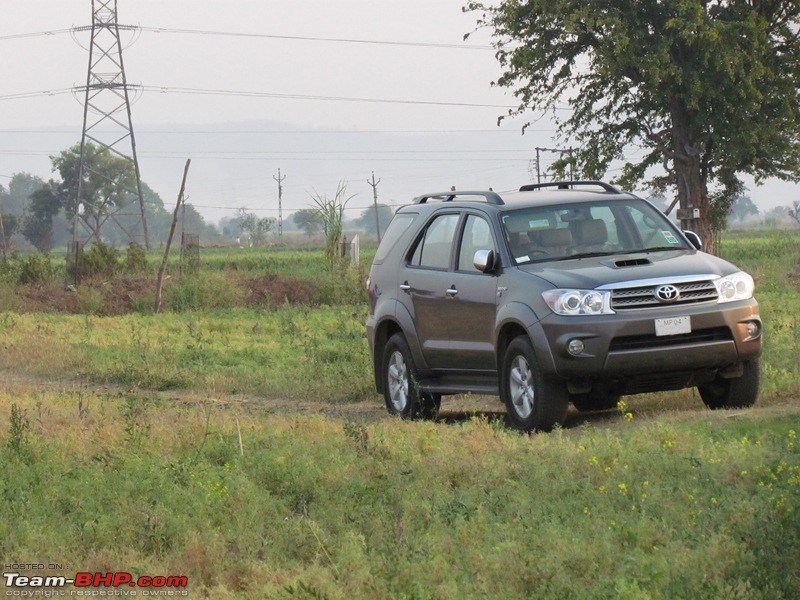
[1,0,798,226]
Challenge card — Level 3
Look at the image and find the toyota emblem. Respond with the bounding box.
[655,284,680,302]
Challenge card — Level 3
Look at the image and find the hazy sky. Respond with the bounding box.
[3,0,512,130]
[1,1,797,223]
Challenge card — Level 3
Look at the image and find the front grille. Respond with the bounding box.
[608,327,733,352]
[611,280,718,310]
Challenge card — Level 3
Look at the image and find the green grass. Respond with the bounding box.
[0,229,799,598]
[717,229,800,399]
[1,391,798,598]
[0,305,374,403]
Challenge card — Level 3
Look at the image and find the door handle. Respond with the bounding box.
[446,287,458,297]
[400,282,411,292]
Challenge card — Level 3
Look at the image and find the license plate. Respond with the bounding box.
[655,316,691,336]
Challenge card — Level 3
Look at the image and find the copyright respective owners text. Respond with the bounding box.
[3,563,189,597]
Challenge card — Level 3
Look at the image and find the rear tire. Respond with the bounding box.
[382,333,440,420]
[501,336,568,432]
[698,359,760,410]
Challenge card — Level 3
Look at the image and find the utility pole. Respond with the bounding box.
[273,168,285,243]
[0,198,6,259]
[73,0,149,250]
[535,147,576,184]
[367,171,382,243]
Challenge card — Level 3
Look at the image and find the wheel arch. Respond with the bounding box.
[495,301,541,360]
[496,321,530,363]
[373,318,404,394]
[495,301,559,381]
[373,298,429,392]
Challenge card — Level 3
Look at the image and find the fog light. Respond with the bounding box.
[745,321,760,338]
[567,339,585,356]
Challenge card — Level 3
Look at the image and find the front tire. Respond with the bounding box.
[698,359,760,410]
[382,333,440,420]
[501,336,568,432]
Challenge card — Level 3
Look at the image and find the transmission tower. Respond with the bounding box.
[73,0,149,250]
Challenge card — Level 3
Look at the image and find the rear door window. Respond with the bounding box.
[409,213,461,270]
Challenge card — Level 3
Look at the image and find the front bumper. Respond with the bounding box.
[529,299,762,389]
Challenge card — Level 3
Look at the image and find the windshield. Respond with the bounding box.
[501,199,689,265]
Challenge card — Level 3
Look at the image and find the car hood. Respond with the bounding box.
[518,250,740,289]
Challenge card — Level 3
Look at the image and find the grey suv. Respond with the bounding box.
[366,182,762,431]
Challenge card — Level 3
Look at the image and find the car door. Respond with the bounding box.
[401,212,461,369]
[445,213,499,371]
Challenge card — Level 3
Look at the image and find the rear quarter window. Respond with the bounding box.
[372,214,416,264]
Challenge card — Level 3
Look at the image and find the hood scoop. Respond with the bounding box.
[614,257,652,268]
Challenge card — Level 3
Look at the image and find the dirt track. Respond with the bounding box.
[1,370,793,431]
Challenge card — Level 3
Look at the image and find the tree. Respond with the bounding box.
[52,142,140,244]
[4,173,45,216]
[729,195,759,223]
[357,204,394,237]
[1,212,18,252]
[237,209,275,246]
[467,1,800,252]
[790,201,800,225]
[22,182,62,252]
[292,208,323,238]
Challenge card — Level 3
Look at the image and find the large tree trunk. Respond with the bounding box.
[671,106,716,253]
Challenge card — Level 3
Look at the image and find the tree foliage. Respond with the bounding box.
[1,213,19,250]
[467,0,800,251]
[789,201,800,225]
[729,195,759,223]
[237,209,275,246]
[292,208,323,238]
[357,204,394,237]
[22,182,62,252]
[6,173,46,216]
[52,142,140,244]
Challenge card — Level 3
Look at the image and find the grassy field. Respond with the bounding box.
[0,229,799,598]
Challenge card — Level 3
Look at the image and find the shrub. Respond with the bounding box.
[124,242,150,274]
[83,241,120,279]
[18,253,56,285]
[0,283,21,312]
[0,256,18,285]
[310,267,368,306]
[162,271,246,312]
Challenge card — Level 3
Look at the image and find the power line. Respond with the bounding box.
[0,25,493,51]
[0,128,556,134]
[0,89,75,101]
[0,28,73,41]
[139,25,494,50]
[137,85,517,109]
[0,149,532,162]
[0,84,520,110]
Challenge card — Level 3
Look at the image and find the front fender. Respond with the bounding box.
[495,301,559,378]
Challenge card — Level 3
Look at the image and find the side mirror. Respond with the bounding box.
[683,230,702,250]
[473,249,496,273]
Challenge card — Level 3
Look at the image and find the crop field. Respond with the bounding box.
[1,229,799,598]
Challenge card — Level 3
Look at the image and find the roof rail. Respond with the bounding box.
[413,190,505,205]
[519,180,622,194]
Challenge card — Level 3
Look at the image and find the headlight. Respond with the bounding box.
[714,272,754,303]
[542,289,614,315]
